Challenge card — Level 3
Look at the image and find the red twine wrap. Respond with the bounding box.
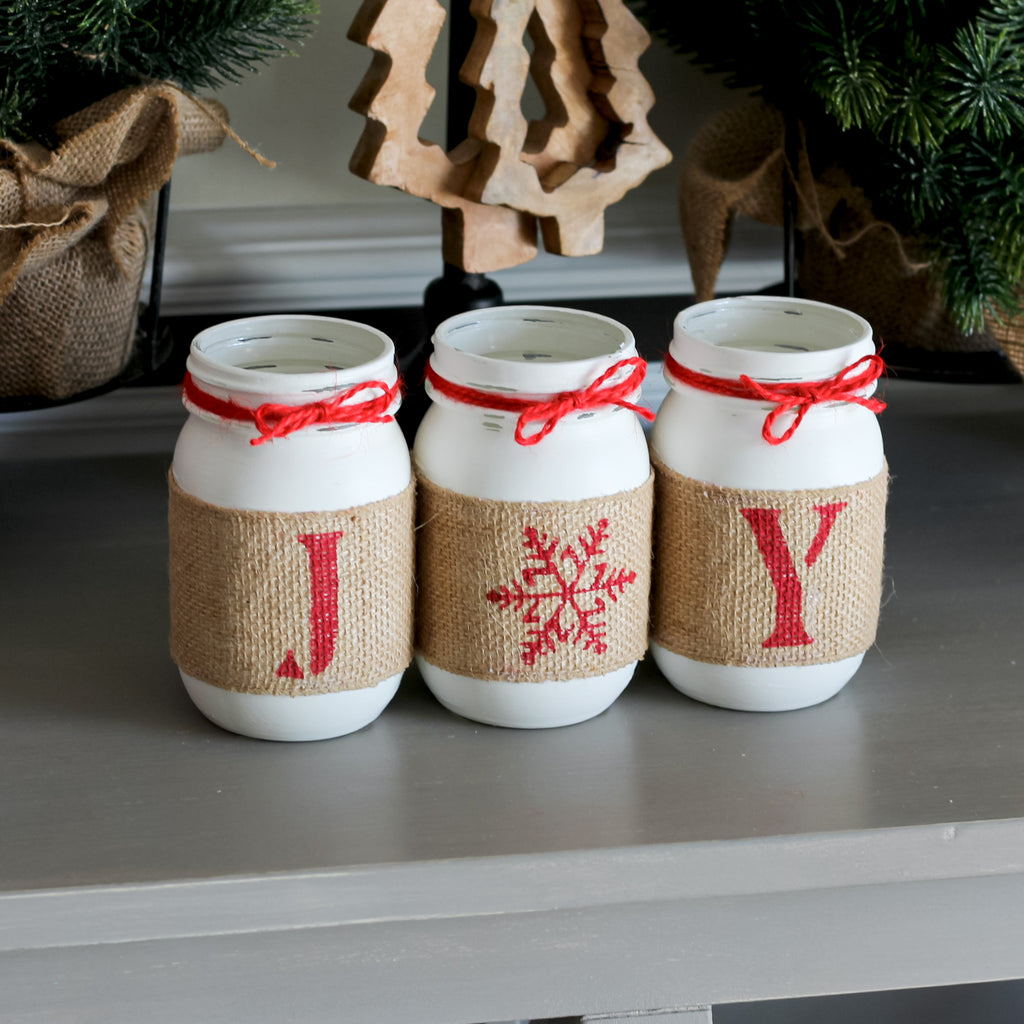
[664,352,886,445]
[183,372,401,445]
[425,356,655,446]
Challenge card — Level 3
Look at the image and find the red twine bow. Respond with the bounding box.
[664,352,886,445]
[182,372,401,446]
[425,356,655,446]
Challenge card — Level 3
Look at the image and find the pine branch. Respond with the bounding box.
[941,23,1024,139]
[879,144,962,225]
[877,39,949,149]
[804,2,891,131]
[628,0,1024,334]
[931,214,1023,332]
[981,0,1024,43]
[0,1,317,142]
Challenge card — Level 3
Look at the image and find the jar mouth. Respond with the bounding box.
[671,296,874,383]
[431,305,636,395]
[189,315,397,397]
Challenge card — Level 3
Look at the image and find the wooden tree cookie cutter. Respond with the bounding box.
[463,0,671,256]
[348,0,537,273]
[348,0,671,272]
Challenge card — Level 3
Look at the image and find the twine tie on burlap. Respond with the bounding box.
[664,352,886,445]
[425,356,655,445]
[183,372,402,445]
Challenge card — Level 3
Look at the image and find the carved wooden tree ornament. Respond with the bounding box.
[348,0,671,273]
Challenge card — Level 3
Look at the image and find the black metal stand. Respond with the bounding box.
[423,0,505,329]
[782,112,801,299]
[137,179,172,376]
[401,2,504,440]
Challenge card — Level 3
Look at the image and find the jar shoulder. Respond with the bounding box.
[173,417,411,512]
[413,404,651,501]
[651,390,885,490]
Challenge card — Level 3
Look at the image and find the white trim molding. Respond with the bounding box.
[0,369,671,462]
[161,196,783,315]
[0,387,186,461]
[4,196,781,458]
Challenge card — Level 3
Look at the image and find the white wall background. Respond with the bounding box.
[159,1,783,314]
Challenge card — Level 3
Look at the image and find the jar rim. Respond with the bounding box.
[188,315,397,401]
[670,296,874,385]
[431,305,636,397]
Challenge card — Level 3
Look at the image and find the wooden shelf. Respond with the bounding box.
[2,379,1023,1022]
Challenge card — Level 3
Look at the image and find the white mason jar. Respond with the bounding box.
[168,314,414,741]
[413,305,654,729]
[650,296,887,712]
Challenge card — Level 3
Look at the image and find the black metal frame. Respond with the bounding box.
[421,0,504,334]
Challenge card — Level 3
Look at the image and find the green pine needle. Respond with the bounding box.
[805,3,891,130]
[879,42,949,149]
[941,24,1024,139]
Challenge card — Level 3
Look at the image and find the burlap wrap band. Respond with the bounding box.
[652,458,888,668]
[679,101,1009,357]
[415,472,654,682]
[0,84,228,398]
[169,473,415,696]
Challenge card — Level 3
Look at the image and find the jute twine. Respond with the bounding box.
[679,101,1000,356]
[652,458,888,668]
[0,83,229,399]
[168,474,415,696]
[415,471,653,682]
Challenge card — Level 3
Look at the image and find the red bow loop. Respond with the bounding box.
[424,356,655,446]
[251,379,401,445]
[665,352,886,445]
[182,373,401,445]
[512,357,655,446]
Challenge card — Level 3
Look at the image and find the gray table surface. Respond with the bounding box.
[2,379,1023,1023]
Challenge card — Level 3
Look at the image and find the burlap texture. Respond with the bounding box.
[988,310,1024,379]
[416,471,654,681]
[0,84,228,398]
[679,101,997,355]
[169,474,415,696]
[652,459,888,667]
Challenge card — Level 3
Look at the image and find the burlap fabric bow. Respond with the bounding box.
[679,101,1021,373]
[0,83,227,399]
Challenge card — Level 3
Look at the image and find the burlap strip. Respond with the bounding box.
[652,459,887,667]
[169,473,415,696]
[416,471,653,682]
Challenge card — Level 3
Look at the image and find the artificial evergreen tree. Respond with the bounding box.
[0,1,317,402]
[630,0,1024,334]
[0,1,317,144]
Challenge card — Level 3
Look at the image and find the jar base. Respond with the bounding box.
[180,671,403,741]
[650,644,863,712]
[416,656,635,729]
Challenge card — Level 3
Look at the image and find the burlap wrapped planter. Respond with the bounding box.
[679,101,1019,371]
[989,311,1024,380]
[0,84,226,400]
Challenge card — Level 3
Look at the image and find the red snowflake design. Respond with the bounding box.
[487,518,637,666]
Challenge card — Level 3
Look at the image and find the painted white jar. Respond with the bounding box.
[413,305,654,729]
[168,314,414,741]
[650,296,888,712]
